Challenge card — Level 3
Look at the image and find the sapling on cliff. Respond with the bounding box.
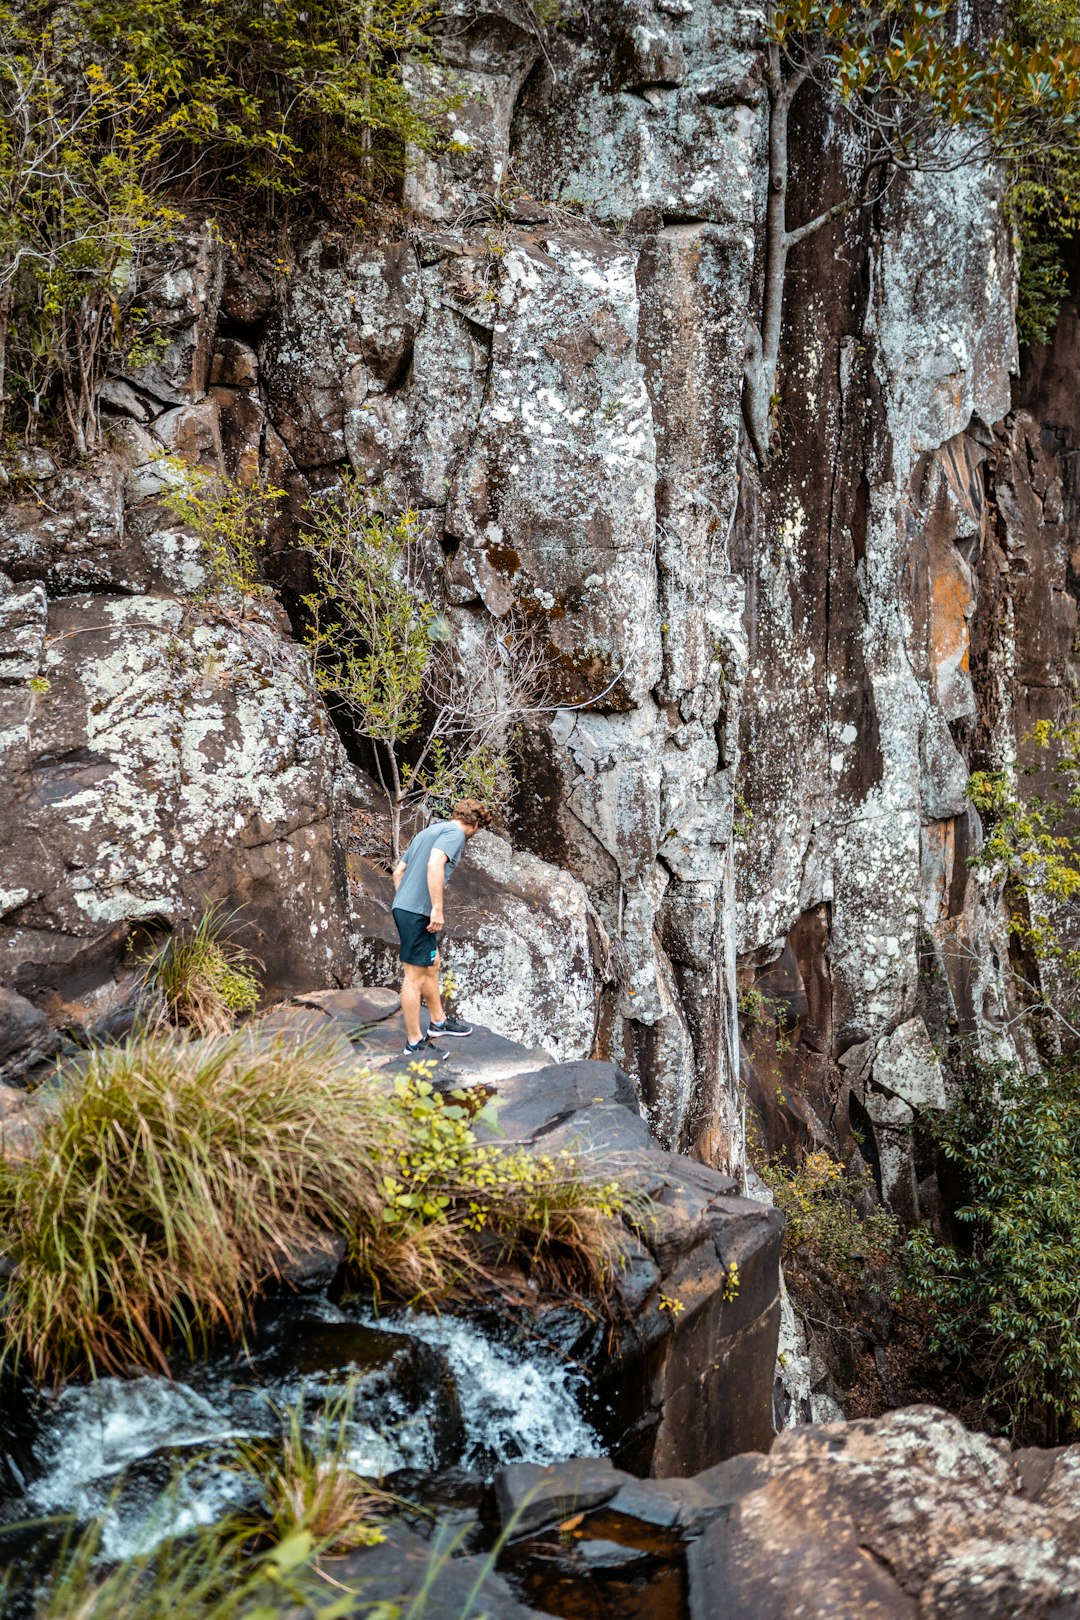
[301,476,550,859]
[745,0,1080,461]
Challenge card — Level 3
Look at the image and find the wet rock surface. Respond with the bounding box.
[494,1406,1080,1620]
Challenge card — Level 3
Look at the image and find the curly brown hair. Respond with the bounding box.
[452,799,493,831]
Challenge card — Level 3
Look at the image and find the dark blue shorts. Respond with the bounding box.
[393,908,438,967]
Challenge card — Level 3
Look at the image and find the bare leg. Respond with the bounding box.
[401,963,425,1045]
[422,955,445,1025]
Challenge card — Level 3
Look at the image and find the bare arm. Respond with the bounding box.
[426,850,448,931]
[392,860,406,893]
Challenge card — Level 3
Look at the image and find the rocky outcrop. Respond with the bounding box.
[269,996,785,1474]
[1,0,1077,1215]
[495,1406,1080,1617]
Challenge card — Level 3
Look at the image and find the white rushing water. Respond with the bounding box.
[375,1309,601,1471]
[13,1307,602,1560]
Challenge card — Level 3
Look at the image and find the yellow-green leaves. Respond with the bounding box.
[159,458,285,600]
[969,717,1080,997]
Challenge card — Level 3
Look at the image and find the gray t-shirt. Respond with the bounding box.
[392,821,467,916]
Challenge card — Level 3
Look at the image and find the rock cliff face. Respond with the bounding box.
[1,1,1077,1211]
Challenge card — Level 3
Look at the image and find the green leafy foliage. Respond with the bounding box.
[78,0,451,203]
[0,1034,631,1382]
[768,0,1080,148]
[969,714,1080,1005]
[761,1149,899,1273]
[0,4,182,450]
[158,459,285,599]
[302,476,533,857]
[905,1058,1080,1443]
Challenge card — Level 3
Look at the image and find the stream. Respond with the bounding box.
[0,1284,687,1617]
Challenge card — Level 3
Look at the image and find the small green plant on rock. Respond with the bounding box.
[159,460,285,601]
[969,715,1080,1026]
[232,1381,390,1554]
[140,907,262,1036]
[761,1148,898,1274]
[738,984,795,1057]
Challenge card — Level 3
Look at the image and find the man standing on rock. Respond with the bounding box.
[392,799,490,1057]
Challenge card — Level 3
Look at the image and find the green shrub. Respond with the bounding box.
[760,1149,898,1274]
[78,0,453,204]
[0,1035,630,1382]
[140,908,263,1035]
[905,1057,1080,1444]
[158,462,284,601]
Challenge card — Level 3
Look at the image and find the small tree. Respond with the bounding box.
[0,8,181,450]
[745,0,1080,462]
[302,478,549,859]
[969,713,1080,1037]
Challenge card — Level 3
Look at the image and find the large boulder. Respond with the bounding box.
[0,591,352,1005]
[497,1406,1080,1618]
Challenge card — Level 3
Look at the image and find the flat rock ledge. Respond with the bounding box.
[496,1405,1080,1619]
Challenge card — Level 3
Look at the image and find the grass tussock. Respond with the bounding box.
[232,1382,392,1554]
[0,1036,632,1383]
[140,909,262,1037]
[18,1513,348,1620]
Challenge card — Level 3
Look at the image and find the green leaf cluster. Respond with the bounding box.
[0,5,184,450]
[77,0,450,203]
[158,458,285,599]
[761,1148,899,1273]
[905,1056,1080,1443]
[968,714,1080,1000]
[766,2,1080,347]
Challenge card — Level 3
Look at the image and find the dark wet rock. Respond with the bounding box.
[0,987,47,1065]
[495,1456,626,1536]
[331,1522,552,1619]
[278,1231,348,1293]
[478,1060,641,1142]
[292,985,400,1027]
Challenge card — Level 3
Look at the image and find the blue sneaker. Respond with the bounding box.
[403,1035,449,1061]
[428,1016,473,1038]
